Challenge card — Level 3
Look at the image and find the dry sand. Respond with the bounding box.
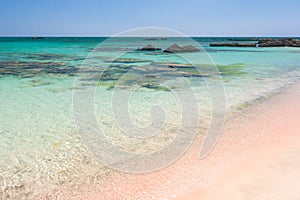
[174,84,300,200]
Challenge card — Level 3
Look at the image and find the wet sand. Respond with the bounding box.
[38,83,300,200]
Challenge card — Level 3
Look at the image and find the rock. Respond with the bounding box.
[181,45,201,52]
[136,44,161,51]
[210,38,300,48]
[258,38,300,47]
[30,37,43,40]
[104,58,150,63]
[227,38,259,41]
[258,38,283,47]
[164,44,200,53]
[164,44,181,53]
[144,74,158,78]
[152,62,194,68]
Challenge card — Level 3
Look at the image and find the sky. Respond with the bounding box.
[0,0,300,36]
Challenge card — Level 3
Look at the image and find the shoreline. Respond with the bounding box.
[174,82,300,199]
[37,82,300,199]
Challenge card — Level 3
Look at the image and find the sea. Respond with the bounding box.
[1,37,300,198]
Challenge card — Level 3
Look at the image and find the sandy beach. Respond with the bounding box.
[37,82,300,200]
[174,83,300,199]
[1,1,300,200]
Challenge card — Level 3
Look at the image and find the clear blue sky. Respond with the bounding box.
[1,0,299,36]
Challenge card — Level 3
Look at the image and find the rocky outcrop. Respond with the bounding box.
[30,37,44,40]
[136,44,201,52]
[164,44,200,53]
[258,38,300,47]
[136,44,161,51]
[210,38,300,47]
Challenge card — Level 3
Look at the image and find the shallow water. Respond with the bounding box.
[0,37,300,198]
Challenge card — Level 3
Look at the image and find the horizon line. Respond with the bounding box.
[0,35,300,38]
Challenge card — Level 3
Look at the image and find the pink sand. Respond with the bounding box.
[38,84,300,200]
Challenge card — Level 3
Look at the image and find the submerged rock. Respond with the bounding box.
[0,61,78,77]
[153,62,195,69]
[26,79,52,87]
[136,44,161,51]
[104,58,150,63]
[25,53,80,61]
[164,44,200,53]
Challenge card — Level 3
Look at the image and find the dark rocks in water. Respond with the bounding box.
[164,44,181,53]
[137,44,200,52]
[92,61,214,90]
[258,38,277,43]
[258,38,300,47]
[164,44,200,53]
[26,79,53,87]
[136,44,161,51]
[177,71,206,77]
[30,37,44,40]
[25,53,85,62]
[210,38,300,47]
[152,62,195,69]
[26,53,65,60]
[0,61,78,77]
[180,45,201,52]
[144,74,158,78]
[142,83,159,89]
[104,58,150,63]
[227,38,259,41]
[132,65,177,74]
[141,83,170,91]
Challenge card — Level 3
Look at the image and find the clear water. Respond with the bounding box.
[1,37,300,198]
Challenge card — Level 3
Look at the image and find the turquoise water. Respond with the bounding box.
[1,37,300,198]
